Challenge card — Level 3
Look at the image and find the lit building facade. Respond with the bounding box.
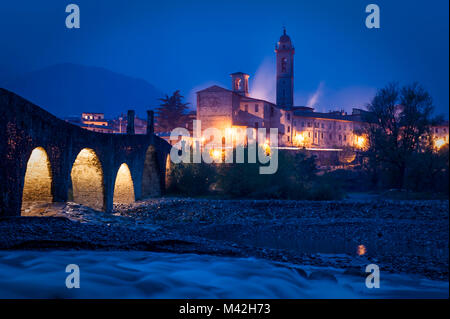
[196,29,448,151]
[65,112,148,134]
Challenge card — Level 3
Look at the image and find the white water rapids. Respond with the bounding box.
[0,251,447,298]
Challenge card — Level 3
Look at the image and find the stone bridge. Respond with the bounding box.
[0,88,172,217]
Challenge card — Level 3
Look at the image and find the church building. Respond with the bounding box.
[196,29,374,149]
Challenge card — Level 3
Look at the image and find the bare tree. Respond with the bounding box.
[365,82,434,189]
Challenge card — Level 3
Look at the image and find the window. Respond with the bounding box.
[321,123,324,128]
[235,78,242,90]
[287,136,290,142]
[436,128,439,133]
[270,106,274,116]
[314,132,317,138]
[244,104,248,112]
[287,114,290,121]
[344,135,346,141]
[255,104,259,113]
[281,57,287,72]
[329,134,332,139]
[308,132,311,137]
[321,132,324,139]
[308,122,311,127]
[302,122,305,127]
[339,135,342,141]
[255,122,259,129]
[287,126,290,133]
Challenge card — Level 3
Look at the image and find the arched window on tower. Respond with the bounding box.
[235,78,242,90]
[281,58,287,72]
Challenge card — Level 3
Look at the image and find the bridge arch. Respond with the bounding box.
[70,148,105,211]
[165,154,172,191]
[142,145,161,198]
[113,163,135,205]
[21,147,53,214]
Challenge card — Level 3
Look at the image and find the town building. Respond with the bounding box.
[65,112,148,134]
[196,28,448,151]
[196,29,369,149]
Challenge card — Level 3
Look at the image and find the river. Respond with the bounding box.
[0,251,447,298]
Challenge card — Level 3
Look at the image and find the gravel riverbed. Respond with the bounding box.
[1,198,448,281]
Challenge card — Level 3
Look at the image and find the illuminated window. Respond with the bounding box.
[235,78,242,90]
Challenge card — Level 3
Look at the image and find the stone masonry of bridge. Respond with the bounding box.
[0,88,171,217]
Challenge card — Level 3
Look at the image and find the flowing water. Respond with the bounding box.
[0,251,447,299]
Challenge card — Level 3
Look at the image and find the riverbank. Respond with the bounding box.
[1,198,448,281]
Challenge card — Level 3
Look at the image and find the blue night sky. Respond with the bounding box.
[0,0,448,117]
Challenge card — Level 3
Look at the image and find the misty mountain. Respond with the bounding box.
[1,63,163,118]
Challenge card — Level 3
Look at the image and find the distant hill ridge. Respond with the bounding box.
[1,63,163,118]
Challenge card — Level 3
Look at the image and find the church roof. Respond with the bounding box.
[196,85,233,93]
[230,72,248,76]
[196,85,277,107]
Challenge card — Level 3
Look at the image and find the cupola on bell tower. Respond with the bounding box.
[275,28,295,107]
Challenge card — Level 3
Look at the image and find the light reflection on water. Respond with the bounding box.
[198,227,447,258]
[0,251,447,299]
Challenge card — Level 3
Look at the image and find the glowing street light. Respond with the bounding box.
[434,138,447,150]
[355,135,366,149]
[209,148,222,161]
[294,133,305,146]
[262,139,271,155]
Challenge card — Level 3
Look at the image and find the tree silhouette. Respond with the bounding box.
[155,90,190,132]
[365,82,435,189]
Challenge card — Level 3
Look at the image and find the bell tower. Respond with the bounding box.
[230,72,249,96]
[275,28,295,107]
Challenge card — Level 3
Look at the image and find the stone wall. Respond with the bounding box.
[197,86,234,131]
